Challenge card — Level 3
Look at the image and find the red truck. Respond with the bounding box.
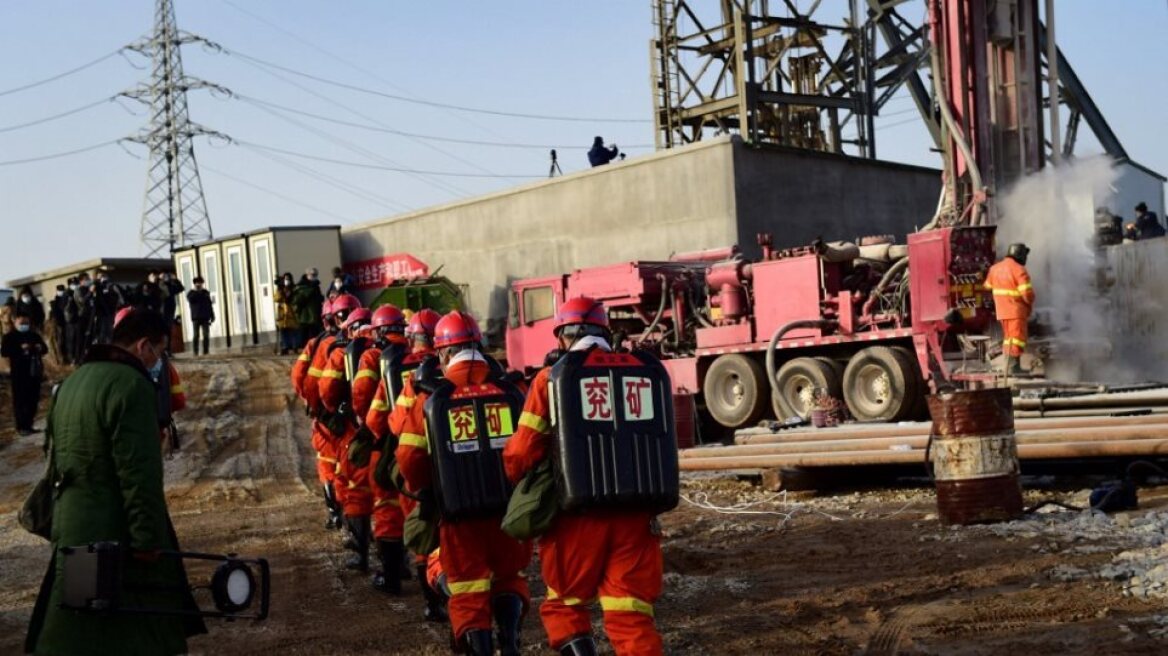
[506,227,999,442]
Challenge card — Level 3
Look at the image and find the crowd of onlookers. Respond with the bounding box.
[273,266,354,354]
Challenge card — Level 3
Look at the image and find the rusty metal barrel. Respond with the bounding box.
[927,388,1024,525]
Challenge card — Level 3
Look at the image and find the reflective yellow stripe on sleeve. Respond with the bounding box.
[371,399,390,412]
[599,596,655,617]
[992,289,1023,297]
[518,411,549,434]
[399,432,428,449]
[395,394,416,409]
[447,579,491,595]
[297,353,310,362]
[170,384,185,395]
[321,369,345,379]
[354,369,378,382]
[307,367,323,378]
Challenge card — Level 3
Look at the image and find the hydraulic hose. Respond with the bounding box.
[928,25,986,227]
[637,273,670,346]
[861,257,911,317]
[764,319,838,394]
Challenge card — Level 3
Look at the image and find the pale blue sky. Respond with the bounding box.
[1,1,1165,285]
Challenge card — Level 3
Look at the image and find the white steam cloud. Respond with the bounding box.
[995,156,1158,383]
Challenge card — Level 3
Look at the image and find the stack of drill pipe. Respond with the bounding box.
[682,421,1168,472]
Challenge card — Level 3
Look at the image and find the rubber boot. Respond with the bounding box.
[417,563,449,622]
[492,593,524,656]
[461,629,494,656]
[341,516,358,551]
[559,635,599,656]
[371,540,403,594]
[1005,355,1025,376]
[323,484,342,530]
[344,516,371,571]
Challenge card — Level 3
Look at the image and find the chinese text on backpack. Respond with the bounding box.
[424,375,525,521]
[548,348,679,513]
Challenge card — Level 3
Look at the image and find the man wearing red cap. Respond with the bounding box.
[504,297,667,656]
[395,311,530,655]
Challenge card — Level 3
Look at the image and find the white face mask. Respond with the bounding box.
[21,295,32,303]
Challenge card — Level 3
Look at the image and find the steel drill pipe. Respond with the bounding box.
[693,424,1168,460]
[681,438,1168,471]
[1013,390,1168,411]
[1014,408,1168,419]
[733,414,1168,445]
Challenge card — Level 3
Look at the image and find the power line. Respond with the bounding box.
[0,97,114,133]
[220,46,650,124]
[202,163,351,222]
[246,146,413,213]
[0,139,119,166]
[237,141,544,179]
[0,49,122,97]
[238,95,652,150]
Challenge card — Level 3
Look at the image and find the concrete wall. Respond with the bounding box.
[731,145,941,257]
[343,138,739,337]
[341,136,942,339]
[274,228,342,282]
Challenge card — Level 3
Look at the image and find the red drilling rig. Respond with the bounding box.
[507,0,1054,442]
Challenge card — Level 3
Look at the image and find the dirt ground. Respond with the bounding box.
[3,353,1168,655]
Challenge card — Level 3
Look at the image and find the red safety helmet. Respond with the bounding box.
[553,297,609,333]
[371,304,406,329]
[433,311,482,350]
[113,306,135,327]
[406,308,441,340]
[340,307,372,331]
[321,298,335,318]
[330,293,362,323]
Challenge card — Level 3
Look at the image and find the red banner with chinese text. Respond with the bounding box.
[344,254,430,290]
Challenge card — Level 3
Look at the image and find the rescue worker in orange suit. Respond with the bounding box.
[985,243,1035,375]
[306,297,353,529]
[379,308,450,621]
[356,304,411,593]
[395,311,531,655]
[504,297,665,656]
[292,298,333,398]
[320,305,375,571]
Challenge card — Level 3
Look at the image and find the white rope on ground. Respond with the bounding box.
[680,490,846,529]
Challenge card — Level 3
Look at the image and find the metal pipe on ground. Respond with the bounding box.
[734,414,1168,445]
[681,438,1168,472]
[696,424,1168,459]
[1014,390,1168,411]
[1014,408,1168,419]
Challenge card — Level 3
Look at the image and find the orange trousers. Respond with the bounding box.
[440,517,532,640]
[336,433,373,517]
[368,450,404,540]
[311,421,338,488]
[539,511,663,656]
[1000,318,1029,358]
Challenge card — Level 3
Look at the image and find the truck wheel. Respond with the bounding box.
[703,354,767,429]
[890,345,929,420]
[842,346,920,422]
[772,357,842,420]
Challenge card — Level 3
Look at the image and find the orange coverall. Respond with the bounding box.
[984,257,1036,358]
[303,333,341,492]
[167,361,186,412]
[503,366,664,656]
[320,343,372,517]
[358,335,409,541]
[382,350,435,525]
[395,358,532,642]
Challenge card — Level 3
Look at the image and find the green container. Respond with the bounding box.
[369,276,464,315]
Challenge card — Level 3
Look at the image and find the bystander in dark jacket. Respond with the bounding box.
[1,314,47,434]
[14,286,45,331]
[186,278,214,356]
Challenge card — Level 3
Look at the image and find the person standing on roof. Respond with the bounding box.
[985,244,1036,376]
[587,136,620,167]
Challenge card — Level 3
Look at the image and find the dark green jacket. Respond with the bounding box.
[291,279,324,326]
[26,345,206,656]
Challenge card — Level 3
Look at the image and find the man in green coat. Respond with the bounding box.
[292,269,325,346]
[26,310,207,656]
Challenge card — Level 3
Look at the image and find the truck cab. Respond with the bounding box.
[506,275,566,374]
